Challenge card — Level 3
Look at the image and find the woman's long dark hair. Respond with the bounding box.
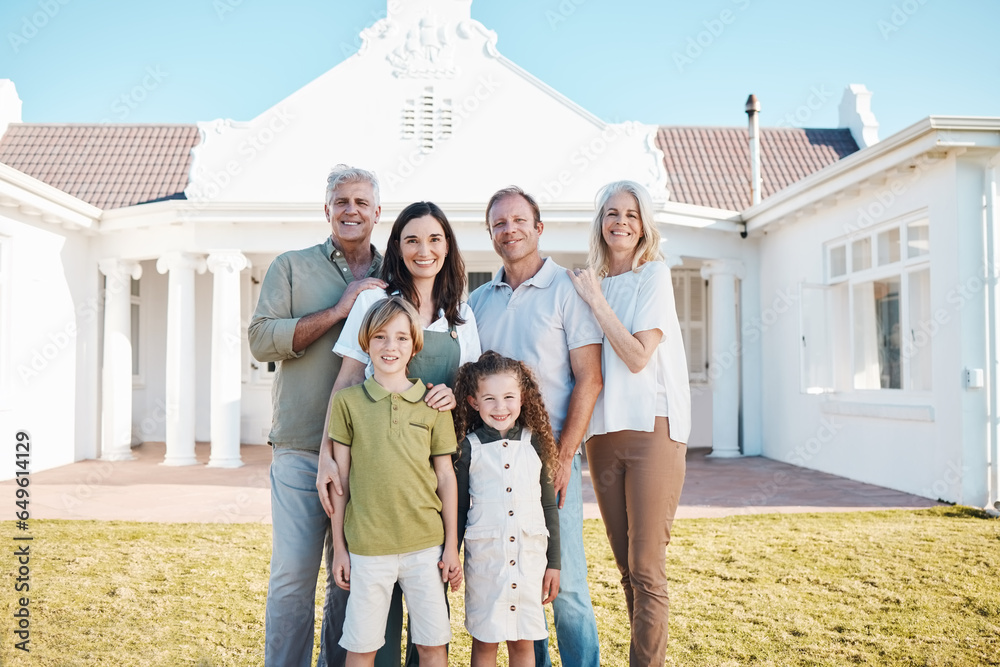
[380,201,466,326]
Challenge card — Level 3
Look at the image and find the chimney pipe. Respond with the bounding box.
[746,94,762,207]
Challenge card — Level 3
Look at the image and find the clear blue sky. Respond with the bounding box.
[1,0,997,138]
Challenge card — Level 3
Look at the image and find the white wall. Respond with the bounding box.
[756,151,984,503]
[0,213,94,479]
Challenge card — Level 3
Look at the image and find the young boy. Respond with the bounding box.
[328,296,462,667]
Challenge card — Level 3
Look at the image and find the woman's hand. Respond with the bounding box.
[316,447,343,518]
[567,267,603,307]
[424,383,457,411]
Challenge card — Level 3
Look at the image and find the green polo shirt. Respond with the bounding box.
[328,377,458,556]
[248,237,382,451]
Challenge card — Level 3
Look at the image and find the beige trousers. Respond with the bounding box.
[586,417,687,667]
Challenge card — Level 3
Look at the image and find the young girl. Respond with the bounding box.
[453,351,561,667]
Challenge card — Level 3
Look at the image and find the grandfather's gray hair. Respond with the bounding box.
[326,164,380,208]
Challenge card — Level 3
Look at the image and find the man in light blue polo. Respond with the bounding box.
[468,186,603,667]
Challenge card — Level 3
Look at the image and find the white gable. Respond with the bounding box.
[186,0,664,208]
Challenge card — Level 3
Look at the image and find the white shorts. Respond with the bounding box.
[340,545,451,653]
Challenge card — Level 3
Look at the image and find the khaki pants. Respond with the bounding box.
[586,417,686,667]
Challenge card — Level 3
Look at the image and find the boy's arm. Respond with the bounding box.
[330,441,353,591]
[433,454,463,591]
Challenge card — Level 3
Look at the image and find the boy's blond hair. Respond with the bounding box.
[357,296,424,357]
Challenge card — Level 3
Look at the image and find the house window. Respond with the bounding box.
[467,271,493,294]
[815,214,931,392]
[130,277,142,379]
[672,269,708,382]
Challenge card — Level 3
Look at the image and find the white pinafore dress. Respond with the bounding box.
[462,427,549,642]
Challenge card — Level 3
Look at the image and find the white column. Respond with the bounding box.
[156,252,206,466]
[206,251,249,468]
[701,259,746,458]
[98,259,142,461]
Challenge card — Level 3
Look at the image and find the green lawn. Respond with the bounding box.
[1,507,997,666]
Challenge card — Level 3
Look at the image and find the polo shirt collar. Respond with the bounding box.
[362,376,427,403]
[326,236,383,274]
[492,257,558,290]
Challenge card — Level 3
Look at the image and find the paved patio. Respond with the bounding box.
[5,442,941,523]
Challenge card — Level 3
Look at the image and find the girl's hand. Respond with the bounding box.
[541,568,560,604]
[439,546,463,591]
[332,550,352,591]
[567,267,602,307]
[424,383,457,411]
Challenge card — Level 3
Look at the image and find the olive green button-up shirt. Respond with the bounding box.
[248,236,382,451]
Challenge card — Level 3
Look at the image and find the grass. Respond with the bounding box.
[0,507,997,666]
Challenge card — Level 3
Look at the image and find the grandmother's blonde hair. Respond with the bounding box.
[587,180,662,274]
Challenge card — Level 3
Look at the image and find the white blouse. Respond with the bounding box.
[332,287,482,378]
[588,261,691,444]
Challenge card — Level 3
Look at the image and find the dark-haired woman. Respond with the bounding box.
[317,201,481,667]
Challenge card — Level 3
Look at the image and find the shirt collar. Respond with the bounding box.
[492,257,557,290]
[362,376,427,403]
[326,236,384,276]
[477,423,524,440]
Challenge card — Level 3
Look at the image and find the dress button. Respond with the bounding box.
[509,536,515,542]
[506,487,512,492]
[508,510,514,516]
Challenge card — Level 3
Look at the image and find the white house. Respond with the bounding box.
[1,0,997,511]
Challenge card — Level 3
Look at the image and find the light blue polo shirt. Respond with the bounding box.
[468,257,603,437]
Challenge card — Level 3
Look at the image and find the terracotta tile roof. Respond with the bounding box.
[656,126,859,211]
[0,124,199,210]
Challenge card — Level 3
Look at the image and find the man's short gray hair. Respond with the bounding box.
[326,164,380,208]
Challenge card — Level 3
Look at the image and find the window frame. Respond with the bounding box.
[822,210,931,394]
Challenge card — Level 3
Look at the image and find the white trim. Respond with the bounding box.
[820,400,934,422]
[744,117,1000,234]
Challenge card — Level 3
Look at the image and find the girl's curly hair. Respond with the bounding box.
[453,350,558,477]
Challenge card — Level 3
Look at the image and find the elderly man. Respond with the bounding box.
[468,186,604,667]
[249,165,386,667]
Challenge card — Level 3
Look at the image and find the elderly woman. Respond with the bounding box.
[567,180,690,665]
[318,200,481,667]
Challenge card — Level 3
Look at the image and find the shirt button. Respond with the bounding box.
[393,405,398,410]
[508,510,514,516]
[511,583,517,589]
[506,487,512,492]
[504,463,510,469]
[509,536,515,542]
[510,605,516,611]
[502,441,508,447]
[509,560,515,566]
[342,267,348,271]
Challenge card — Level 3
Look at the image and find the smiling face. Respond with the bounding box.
[601,191,643,259]
[487,194,542,268]
[468,372,522,436]
[324,180,380,248]
[399,214,448,283]
[367,312,415,379]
